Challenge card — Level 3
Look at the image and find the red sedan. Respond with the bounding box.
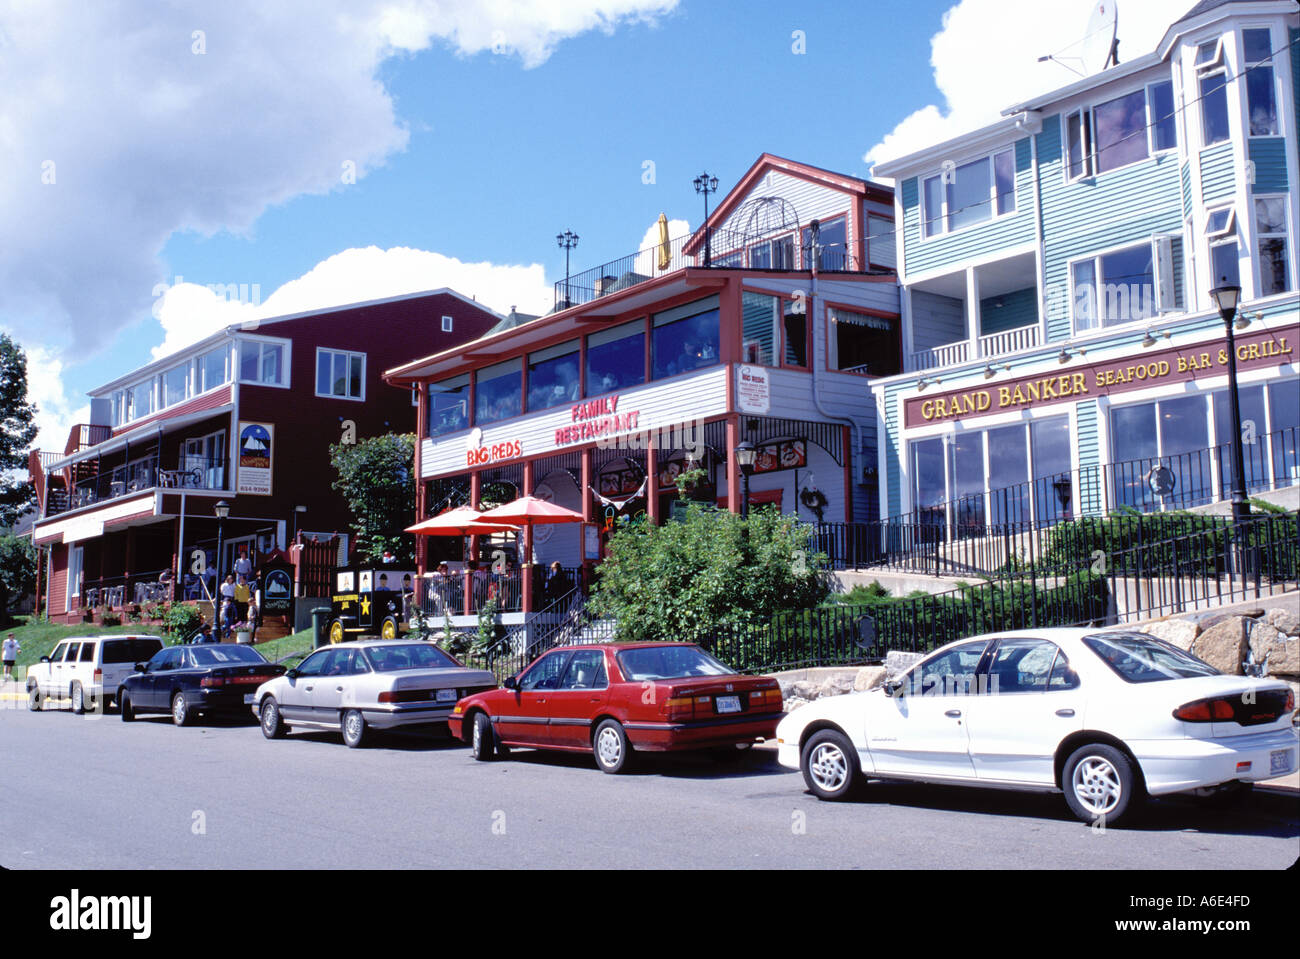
[448,643,784,773]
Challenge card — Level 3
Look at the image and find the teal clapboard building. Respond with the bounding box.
[869,0,1300,527]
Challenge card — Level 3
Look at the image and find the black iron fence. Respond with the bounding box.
[46,455,228,517]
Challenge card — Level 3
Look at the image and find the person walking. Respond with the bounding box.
[2,633,20,682]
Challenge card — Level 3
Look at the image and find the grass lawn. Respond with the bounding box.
[2,619,316,680]
[3,618,165,680]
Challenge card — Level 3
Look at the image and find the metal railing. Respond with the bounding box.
[81,569,176,610]
[45,455,227,517]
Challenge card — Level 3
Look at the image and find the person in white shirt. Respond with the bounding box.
[233,549,253,583]
[2,633,19,681]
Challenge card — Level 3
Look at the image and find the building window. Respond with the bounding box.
[129,380,155,422]
[827,308,900,376]
[922,148,1015,235]
[1255,196,1292,296]
[200,346,228,392]
[1196,39,1230,147]
[162,363,190,409]
[316,349,365,400]
[1206,207,1240,288]
[1243,29,1278,136]
[783,302,808,368]
[1148,80,1177,152]
[867,214,896,269]
[1066,109,1094,180]
[741,292,779,366]
[1071,241,1158,331]
[585,320,645,396]
[1093,89,1150,173]
[239,340,287,386]
[428,374,469,437]
[801,216,849,270]
[748,234,795,270]
[475,360,522,425]
[442,315,454,332]
[527,341,580,412]
[651,303,719,380]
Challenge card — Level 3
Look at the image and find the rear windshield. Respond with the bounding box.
[189,646,268,666]
[101,638,165,664]
[616,645,733,681]
[1083,633,1219,683]
[364,644,458,672]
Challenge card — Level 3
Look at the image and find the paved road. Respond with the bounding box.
[1,703,1296,870]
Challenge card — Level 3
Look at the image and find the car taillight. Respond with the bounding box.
[665,696,693,721]
[1174,690,1292,726]
[93,669,102,682]
[200,676,225,688]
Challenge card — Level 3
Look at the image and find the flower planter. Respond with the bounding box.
[235,629,253,644]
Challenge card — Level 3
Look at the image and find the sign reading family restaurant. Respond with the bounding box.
[554,394,643,447]
[903,325,1297,429]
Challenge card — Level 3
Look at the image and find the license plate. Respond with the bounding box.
[243,694,257,705]
[716,695,741,714]
[436,688,458,703]
[1270,749,1293,775]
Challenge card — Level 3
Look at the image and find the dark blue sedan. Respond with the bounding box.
[118,645,285,726]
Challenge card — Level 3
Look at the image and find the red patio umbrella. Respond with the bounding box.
[405,506,520,536]
[477,496,584,527]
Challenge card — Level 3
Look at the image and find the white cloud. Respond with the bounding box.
[0,0,676,454]
[864,0,1193,175]
[25,346,90,456]
[149,246,553,361]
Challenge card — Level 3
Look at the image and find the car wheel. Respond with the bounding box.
[260,698,287,739]
[329,620,345,644]
[171,692,192,727]
[341,709,368,748]
[1192,781,1254,809]
[593,719,633,774]
[1063,743,1140,825]
[27,682,42,712]
[119,692,135,722]
[70,682,85,715]
[800,729,861,801]
[381,616,399,640]
[471,712,496,761]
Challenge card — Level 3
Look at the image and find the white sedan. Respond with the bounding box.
[775,628,1298,824]
[253,640,496,748]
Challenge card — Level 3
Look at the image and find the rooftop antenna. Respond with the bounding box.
[1037,1,1119,77]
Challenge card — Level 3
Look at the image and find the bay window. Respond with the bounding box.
[1243,29,1278,136]
[1196,40,1230,146]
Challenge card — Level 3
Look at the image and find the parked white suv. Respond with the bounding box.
[27,635,166,713]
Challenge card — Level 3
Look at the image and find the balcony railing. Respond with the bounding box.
[909,341,969,371]
[978,323,1040,357]
[44,455,227,518]
[907,323,1041,373]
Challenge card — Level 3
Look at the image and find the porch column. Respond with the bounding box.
[581,447,594,582]
[965,267,981,362]
[465,471,481,615]
[521,460,534,613]
[725,416,741,514]
[901,286,915,370]
[646,434,660,525]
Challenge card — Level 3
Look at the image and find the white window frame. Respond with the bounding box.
[237,336,291,389]
[1253,194,1292,296]
[1195,37,1231,148]
[1068,237,1169,335]
[161,362,192,410]
[1146,79,1178,154]
[198,345,231,394]
[1066,80,1177,183]
[441,315,454,333]
[315,347,366,402]
[920,147,1017,240]
[1206,205,1237,239]
[1240,26,1279,139]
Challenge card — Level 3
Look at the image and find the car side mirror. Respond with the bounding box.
[40,656,50,664]
[883,679,904,698]
[134,662,148,673]
[286,669,299,680]
[503,675,519,690]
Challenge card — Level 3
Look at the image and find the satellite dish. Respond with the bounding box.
[1082,1,1119,74]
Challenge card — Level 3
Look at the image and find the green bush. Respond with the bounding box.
[99,611,122,627]
[161,602,205,640]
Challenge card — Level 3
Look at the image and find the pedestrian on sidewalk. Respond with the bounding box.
[2,633,19,681]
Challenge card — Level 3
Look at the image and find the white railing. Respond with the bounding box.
[907,341,969,372]
[978,324,1040,359]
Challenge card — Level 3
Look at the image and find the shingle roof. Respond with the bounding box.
[1175,0,1255,25]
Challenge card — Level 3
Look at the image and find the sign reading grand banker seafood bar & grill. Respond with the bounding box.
[903,325,1297,429]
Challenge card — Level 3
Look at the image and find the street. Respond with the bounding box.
[1,704,1296,870]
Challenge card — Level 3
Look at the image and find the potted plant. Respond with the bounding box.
[234,621,253,644]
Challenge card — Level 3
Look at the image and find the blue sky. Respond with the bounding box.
[1,0,1193,450]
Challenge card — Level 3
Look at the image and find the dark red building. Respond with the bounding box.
[29,289,502,623]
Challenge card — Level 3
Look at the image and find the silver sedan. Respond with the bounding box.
[253,640,497,748]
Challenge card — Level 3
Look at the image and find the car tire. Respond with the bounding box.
[470,712,496,762]
[341,709,368,748]
[381,616,399,640]
[593,718,633,774]
[1192,781,1254,809]
[260,698,287,740]
[800,728,862,801]
[70,682,85,715]
[27,682,42,712]
[329,620,345,645]
[171,692,192,727]
[119,692,135,722]
[1063,742,1141,825]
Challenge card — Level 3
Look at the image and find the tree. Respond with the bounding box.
[0,334,40,527]
[328,433,416,565]
[589,504,831,643]
[0,533,36,625]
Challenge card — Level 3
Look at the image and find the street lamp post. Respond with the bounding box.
[557,230,579,306]
[734,442,757,517]
[213,500,230,626]
[1209,284,1250,526]
[694,171,719,267]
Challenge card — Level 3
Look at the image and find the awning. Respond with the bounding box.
[45,404,234,472]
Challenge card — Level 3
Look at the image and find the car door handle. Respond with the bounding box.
[945,709,962,718]
[1055,708,1075,717]
[335,686,344,692]
[304,685,314,691]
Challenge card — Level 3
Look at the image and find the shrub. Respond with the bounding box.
[99,611,122,627]
[161,602,205,639]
